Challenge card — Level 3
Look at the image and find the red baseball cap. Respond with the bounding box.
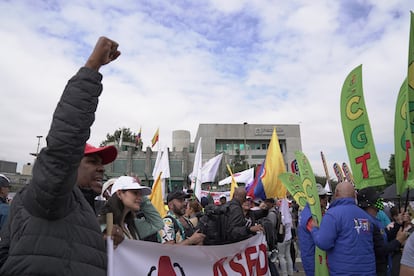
[84,143,117,165]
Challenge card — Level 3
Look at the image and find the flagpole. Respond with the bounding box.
[320,151,332,191]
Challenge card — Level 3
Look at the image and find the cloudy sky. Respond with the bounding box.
[1,0,413,177]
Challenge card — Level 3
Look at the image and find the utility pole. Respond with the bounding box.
[30,135,43,158]
[243,122,248,169]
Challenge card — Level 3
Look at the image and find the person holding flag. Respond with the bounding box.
[311,181,376,275]
[297,183,329,276]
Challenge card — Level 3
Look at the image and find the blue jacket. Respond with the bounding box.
[311,198,376,276]
[0,197,8,230]
[298,204,315,276]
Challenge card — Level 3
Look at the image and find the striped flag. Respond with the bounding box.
[151,128,159,147]
[135,127,142,144]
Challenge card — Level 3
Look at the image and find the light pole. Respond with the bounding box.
[30,135,43,158]
[243,122,248,169]
[36,135,43,156]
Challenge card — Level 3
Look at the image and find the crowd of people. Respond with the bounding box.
[1,36,414,276]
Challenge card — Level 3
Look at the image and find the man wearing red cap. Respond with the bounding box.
[80,143,117,213]
[0,37,121,276]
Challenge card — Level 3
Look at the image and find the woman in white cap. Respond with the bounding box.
[98,176,163,240]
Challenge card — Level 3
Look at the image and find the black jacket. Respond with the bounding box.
[226,200,254,243]
[0,67,107,276]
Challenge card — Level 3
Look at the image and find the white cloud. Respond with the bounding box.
[0,0,412,180]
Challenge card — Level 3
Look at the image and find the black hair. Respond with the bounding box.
[98,193,139,239]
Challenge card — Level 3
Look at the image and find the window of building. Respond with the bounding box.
[114,160,127,174]
[170,160,183,177]
[132,160,146,175]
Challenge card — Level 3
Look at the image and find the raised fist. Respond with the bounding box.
[85,36,121,71]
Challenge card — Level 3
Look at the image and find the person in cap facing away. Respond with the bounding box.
[159,191,205,245]
[357,187,408,276]
[297,183,329,276]
[0,36,122,276]
[98,176,163,241]
[0,174,11,230]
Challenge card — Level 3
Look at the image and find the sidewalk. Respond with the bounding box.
[273,258,306,275]
[294,258,306,276]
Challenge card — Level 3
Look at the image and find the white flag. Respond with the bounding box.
[218,167,254,186]
[324,180,332,194]
[190,138,203,200]
[196,153,223,183]
[118,128,124,148]
[151,146,170,200]
[159,146,170,179]
[152,150,162,179]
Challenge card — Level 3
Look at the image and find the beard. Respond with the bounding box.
[172,204,185,216]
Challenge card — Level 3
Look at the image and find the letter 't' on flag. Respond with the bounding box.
[340,65,385,189]
[151,128,159,148]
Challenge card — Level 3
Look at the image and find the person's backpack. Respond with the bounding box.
[165,215,195,239]
[259,213,277,251]
[197,204,230,245]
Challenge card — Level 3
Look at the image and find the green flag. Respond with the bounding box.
[278,172,307,208]
[340,65,385,189]
[406,11,414,193]
[395,79,414,195]
[295,151,329,276]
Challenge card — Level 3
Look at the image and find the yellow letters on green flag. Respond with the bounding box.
[278,172,307,208]
[340,65,385,189]
[295,151,329,276]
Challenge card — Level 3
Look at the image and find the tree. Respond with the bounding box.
[100,127,140,147]
[382,154,395,185]
[229,149,249,174]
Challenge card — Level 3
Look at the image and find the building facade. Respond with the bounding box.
[104,123,302,191]
[3,123,302,193]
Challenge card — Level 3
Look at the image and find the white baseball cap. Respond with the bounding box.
[111,176,152,196]
[101,178,117,197]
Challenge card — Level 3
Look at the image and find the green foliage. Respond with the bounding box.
[229,149,249,174]
[382,154,395,185]
[100,127,140,146]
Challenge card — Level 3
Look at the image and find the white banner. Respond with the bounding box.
[218,167,254,186]
[108,233,270,276]
[200,190,230,203]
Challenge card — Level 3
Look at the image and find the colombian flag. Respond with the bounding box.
[151,128,159,147]
[247,163,263,198]
[135,127,142,144]
[254,128,287,199]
